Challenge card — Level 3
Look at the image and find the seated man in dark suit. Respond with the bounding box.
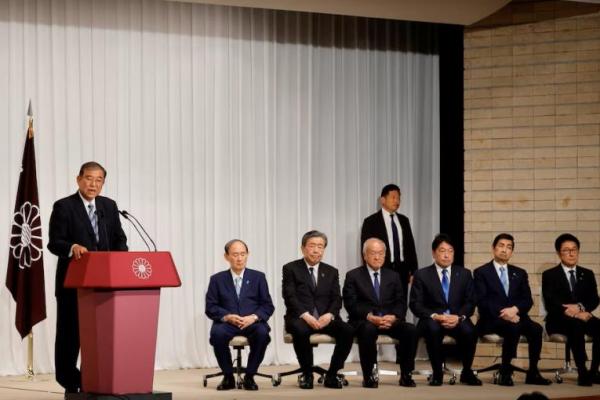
[205,239,275,391]
[474,233,551,386]
[542,233,600,386]
[282,230,354,389]
[343,238,418,388]
[409,233,481,386]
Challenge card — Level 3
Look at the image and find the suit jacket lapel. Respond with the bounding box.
[448,267,461,307]
[556,265,572,294]
[376,212,390,246]
[228,272,240,301]
[428,266,447,305]
[361,267,378,303]
[315,264,329,293]
[489,263,509,299]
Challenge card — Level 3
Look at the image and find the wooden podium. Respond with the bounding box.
[64,252,181,399]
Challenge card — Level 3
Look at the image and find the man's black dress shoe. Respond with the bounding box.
[299,373,314,389]
[243,375,258,390]
[578,372,593,386]
[399,372,416,387]
[362,376,378,388]
[460,370,482,386]
[497,371,514,386]
[217,374,236,390]
[323,374,343,388]
[429,373,443,386]
[525,371,552,385]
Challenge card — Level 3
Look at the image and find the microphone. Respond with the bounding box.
[118,210,157,251]
[95,210,110,250]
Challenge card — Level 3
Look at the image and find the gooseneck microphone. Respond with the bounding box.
[118,210,157,252]
[95,210,110,250]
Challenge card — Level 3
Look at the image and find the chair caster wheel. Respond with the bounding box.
[448,377,456,385]
[202,378,207,387]
[555,376,563,384]
[236,381,243,389]
[272,376,281,386]
[317,376,324,384]
[343,379,349,386]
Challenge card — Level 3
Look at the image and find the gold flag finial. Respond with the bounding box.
[27,100,34,139]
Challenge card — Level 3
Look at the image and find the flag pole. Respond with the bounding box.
[27,332,34,379]
[25,101,35,380]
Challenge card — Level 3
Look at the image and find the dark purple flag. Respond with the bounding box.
[6,116,47,338]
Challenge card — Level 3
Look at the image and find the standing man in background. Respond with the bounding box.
[48,161,128,395]
[361,183,418,300]
[282,231,354,389]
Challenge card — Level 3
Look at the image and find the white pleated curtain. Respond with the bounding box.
[0,0,439,375]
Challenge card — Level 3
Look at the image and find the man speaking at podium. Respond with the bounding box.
[48,161,128,395]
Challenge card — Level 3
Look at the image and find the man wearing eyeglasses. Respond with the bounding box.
[542,233,600,386]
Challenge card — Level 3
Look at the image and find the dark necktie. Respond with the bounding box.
[442,269,450,314]
[309,267,319,318]
[569,270,577,294]
[390,213,401,263]
[373,272,380,301]
[309,267,317,290]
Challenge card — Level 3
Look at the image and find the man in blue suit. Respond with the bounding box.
[205,239,274,391]
[474,233,551,386]
[409,234,481,386]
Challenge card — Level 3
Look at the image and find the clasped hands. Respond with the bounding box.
[563,304,592,321]
[432,313,460,329]
[367,313,397,329]
[302,312,334,330]
[224,313,258,329]
[499,306,520,324]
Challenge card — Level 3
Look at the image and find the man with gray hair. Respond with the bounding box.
[343,238,418,388]
[205,239,274,391]
[282,231,354,389]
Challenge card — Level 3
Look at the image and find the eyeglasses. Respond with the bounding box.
[560,248,579,255]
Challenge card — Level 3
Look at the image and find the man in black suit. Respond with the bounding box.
[205,239,274,391]
[542,233,600,386]
[474,233,551,386]
[409,233,481,386]
[360,184,418,299]
[48,162,128,394]
[343,238,418,388]
[282,231,354,389]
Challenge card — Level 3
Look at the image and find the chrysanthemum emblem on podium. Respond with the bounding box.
[132,257,153,280]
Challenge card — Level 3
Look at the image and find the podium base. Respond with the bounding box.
[66,391,171,400]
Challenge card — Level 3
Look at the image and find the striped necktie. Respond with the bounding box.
[88,204,99,242]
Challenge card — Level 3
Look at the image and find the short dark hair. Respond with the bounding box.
[554,233,580,252]
[432,233,454,251]
[224,239,249,254]
[380,184,401,198]
[301,230,328,248]
[516,392,549,400]
[79,161,107,178]
[493,233,515,249]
